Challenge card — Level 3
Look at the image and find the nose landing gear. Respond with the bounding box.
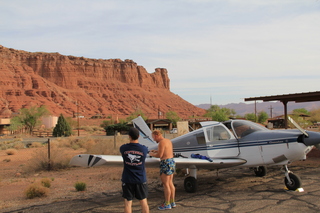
[283,165,301,190]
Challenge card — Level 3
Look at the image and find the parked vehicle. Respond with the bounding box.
[170,128,177,134]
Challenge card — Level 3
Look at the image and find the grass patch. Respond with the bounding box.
[6,148,17,155]
[52,136,129,155]
[41,178,52,188]
[24,183,49,199]
[74,181,86,191]
[29,142,43,148]
[24,146,72,173]
[0,138,24,150]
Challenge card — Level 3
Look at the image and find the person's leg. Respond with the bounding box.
[124,199,132,213]
[160,173,171,204]
[139,198,149,213]
[169,174,175,204]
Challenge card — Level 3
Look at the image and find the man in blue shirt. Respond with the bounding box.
[120,127,149,213]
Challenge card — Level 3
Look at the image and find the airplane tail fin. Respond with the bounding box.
[132,116,157,150]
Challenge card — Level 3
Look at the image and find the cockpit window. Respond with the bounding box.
[206,125,231,142]
[230,120,268,138]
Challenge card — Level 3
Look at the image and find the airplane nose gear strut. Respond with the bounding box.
[283,165,292,185]
[283,165,302,191]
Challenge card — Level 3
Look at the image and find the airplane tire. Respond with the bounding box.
[254,166,267,177]
[284,173,301,190]
[184,176,197,193]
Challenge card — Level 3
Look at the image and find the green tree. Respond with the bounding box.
[11,106,49,134]
[309,108,320,124]
[166,110,181,126]
[244,111,268,123]
[53,114,72,137]
[7,116,24,133]
[290,108,312,128]
[100,119,115,129]
[292,108,310,115]
[204,105,236,122]
[244,113,256,122]
[257,111,269,123]
[104,122,129,135]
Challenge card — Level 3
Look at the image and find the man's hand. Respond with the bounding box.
[149,150,158,157]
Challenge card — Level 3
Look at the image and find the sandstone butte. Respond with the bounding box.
[0,45,206,120]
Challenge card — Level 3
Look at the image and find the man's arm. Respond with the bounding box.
[149,141,165,158]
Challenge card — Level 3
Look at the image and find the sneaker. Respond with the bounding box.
[171,202,176,208]
[158,203,172,210]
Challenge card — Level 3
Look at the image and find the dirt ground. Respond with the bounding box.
[1,145,320,213]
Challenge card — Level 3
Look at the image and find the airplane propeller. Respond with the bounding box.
[288,116,320,148]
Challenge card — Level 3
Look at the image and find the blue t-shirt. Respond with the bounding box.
[120,143,148,184]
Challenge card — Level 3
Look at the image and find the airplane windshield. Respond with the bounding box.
[225,120,268,138]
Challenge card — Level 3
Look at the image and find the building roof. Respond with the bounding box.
[244,91,320,103]
[244,91,320,129]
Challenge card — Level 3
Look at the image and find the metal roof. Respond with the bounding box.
[244,91,320,129]
[244,91,320,103]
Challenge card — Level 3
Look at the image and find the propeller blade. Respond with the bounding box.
[288,116,309,137]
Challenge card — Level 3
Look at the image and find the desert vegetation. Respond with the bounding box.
[74,181,87,191]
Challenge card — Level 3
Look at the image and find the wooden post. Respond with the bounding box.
[114,130,117,149]
[77,102,80,136]
[47,138,51,171]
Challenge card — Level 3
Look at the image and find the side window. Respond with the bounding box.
[196,132,206,145]
[206,126,231,142]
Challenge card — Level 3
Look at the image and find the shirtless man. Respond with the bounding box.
[149,130,176,210]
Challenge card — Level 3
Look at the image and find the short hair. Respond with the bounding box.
[128,127,140,140]
[152,130,162,136]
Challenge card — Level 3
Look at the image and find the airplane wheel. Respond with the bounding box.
[184,176,197,193]
[254,166,267,177]
[284,173,301,190]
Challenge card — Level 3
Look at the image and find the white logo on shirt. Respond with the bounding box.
[127,154,141,163]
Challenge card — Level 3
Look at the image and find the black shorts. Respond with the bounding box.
[122,182,148,201]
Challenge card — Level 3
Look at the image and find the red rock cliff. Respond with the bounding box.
[0,45,206,118]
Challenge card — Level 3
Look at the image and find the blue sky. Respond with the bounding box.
[1,0,320,105]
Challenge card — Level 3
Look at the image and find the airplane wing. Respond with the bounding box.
[132,116,157,150]
[69,154,247,169]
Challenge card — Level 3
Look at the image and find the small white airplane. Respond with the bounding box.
[70,116,320,193]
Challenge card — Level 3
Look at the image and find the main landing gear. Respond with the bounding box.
[184,167,198,193]
[253,166,267,177]
[283,165,302,190]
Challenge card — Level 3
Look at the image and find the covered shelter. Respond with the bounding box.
[146,119,173,132]
[244,91,320,128]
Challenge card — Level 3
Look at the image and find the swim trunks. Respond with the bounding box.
[160,158,175,175]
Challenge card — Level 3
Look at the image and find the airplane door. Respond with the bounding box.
[204,125,240,157]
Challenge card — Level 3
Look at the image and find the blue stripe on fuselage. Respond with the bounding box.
[173,137,298,153]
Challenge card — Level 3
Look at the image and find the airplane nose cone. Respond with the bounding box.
[303,131,320,147]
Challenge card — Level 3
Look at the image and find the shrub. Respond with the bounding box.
[6,149,17,155]
[14,142,25,149]
[24,146,71,172]
[29,142,43,148]
[74,181,86,191]
[41,178,52,188]
[24,183,49,199]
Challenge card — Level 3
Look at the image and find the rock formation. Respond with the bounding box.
[0,45,206,119]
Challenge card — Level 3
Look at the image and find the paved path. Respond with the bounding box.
[4,164,320,213]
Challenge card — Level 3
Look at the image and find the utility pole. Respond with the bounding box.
[254,100,257,122]
[268,105,273,118]
[77,101,80,136]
